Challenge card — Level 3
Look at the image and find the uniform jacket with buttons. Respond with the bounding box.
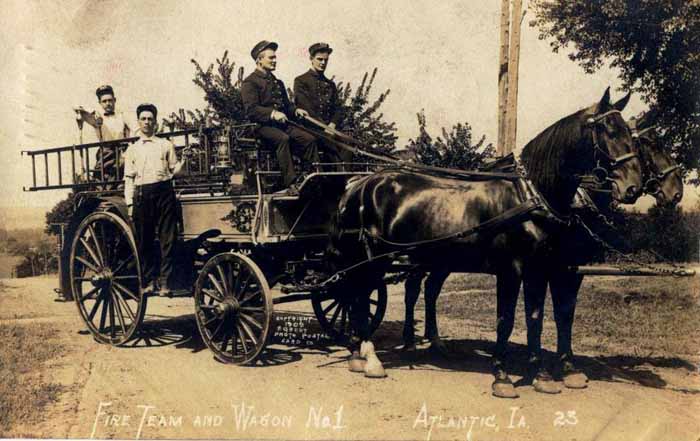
[293,69,343,127]
[241,69,295,123]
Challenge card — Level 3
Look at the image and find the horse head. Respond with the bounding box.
[581,88,643,204]
[521,88,643,213]
[630,110,683,206]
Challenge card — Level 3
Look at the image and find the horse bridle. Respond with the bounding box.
[581,109,640,186]
[630,125,682,196]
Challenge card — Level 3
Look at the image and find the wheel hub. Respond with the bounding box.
[90,269,113,288]
[216,297,241,317]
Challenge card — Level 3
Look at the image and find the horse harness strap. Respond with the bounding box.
[360,197,545,251]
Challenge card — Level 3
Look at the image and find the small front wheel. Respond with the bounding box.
[194,253,273,364]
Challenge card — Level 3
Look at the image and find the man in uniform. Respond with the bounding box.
[240,40,320,195]
[294,42,353,168]
[123,103,185,296]
[74,85,131,182]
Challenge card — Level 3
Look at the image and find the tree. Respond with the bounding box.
[44,192,76,236]
[405,110,496,170]
[530,0,700,182]
[175,51,398,154]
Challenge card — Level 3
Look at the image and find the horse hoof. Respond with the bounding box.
[563,371,589,389]
[348,351,366,373]
[533,377,562,394]
[364,355,387,378]
[492,381,519,399]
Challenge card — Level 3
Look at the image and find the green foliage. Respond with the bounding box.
[44,193,76,236]
[530,0,700,182]
[616,204,699,262]
[174,52,398,154]
[405,110,495,170]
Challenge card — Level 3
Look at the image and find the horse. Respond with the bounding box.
[399,107,684,396]
[328,89,643,398]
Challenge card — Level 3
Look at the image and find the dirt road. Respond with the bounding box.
[1,276,699,440]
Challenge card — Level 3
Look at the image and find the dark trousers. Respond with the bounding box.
[133,181,177,287]
[258,125,320,186]
[319,138,354,171]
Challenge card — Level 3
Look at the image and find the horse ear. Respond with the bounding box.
[594,87,611,114]
[639,107,660,129]
[612,91,632,111]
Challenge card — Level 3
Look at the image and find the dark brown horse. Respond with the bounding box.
[329,89,643,397]
[400,107,684,395]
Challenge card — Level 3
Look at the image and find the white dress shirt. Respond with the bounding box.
[123,135,183,206]
[94,109,130,141]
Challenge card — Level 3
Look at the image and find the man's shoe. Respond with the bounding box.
[158,285,173,297]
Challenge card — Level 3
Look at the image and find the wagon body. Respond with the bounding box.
[23,124,388,364]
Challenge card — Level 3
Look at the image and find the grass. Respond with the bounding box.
[0,282,66,435]
[433,272,699,360]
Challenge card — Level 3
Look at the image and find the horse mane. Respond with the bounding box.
[520,108,589,197]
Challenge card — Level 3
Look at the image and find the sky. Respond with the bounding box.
[1,0,697,223]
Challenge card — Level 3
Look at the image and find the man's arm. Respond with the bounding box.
[329,82,344,128]
[73,107,102,128]
[240,80,274,123]
[166,140,186,177]
[122,147,135,209]
[293,76,314,116]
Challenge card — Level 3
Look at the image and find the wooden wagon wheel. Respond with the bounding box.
[312,281,387,341]
[70,211,146,345]
[194,252,273,364]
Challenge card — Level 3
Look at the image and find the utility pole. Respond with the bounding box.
[497,0,510,156]
[505,0,523,155]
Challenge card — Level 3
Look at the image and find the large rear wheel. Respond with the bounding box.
[194,253,273,364]
[70,211,146,345]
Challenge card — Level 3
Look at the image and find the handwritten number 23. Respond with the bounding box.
[554,411,578,427]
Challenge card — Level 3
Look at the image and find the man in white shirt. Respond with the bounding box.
[123,103,185,295]
[74,85,131,182]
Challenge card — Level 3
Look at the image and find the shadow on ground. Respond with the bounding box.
[80,310,699,392]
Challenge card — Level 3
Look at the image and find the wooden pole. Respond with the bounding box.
[505,0,523,155]
[497,0,510,156]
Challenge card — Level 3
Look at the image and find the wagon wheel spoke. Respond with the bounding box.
[113,281,139,302]
[239,290,262,306]
[323,299,339,315]
[87,224,106,267]
[111,291,127,335]
[207,273,226,298]
[108,292,117,338]
[240,313,263,330]
[98,289,109,333]
[238,320,258,346]
[209,319,225,341]
[79,237,102,269]
[216,264,230,296]
[87,294,104,321]
[340,306,348,335]
[112,275,139,280]
[202,287,224,303]
[112,289,136,323]
[239,306,264,314]
[237,325,250,354]
[76,255,100,273]
[201,313,219,327]
[328,303,343,329]
[80,286,100,301]
[220,330,231,353]
[112,255,136,276]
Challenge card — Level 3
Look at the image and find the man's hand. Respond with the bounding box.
[271,110,288,123]
[295,108,309,119]
[324,122,337,136]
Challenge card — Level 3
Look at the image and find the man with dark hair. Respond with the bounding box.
[123,103,185,295]
[74,85,131,182]
[294,43,353,169]
[240,40,319,195]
